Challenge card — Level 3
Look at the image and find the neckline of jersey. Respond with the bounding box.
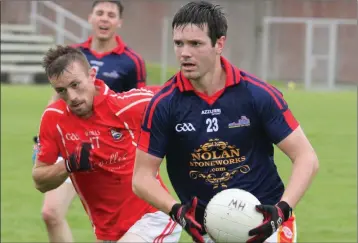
[77,35,126,59]
[176,56,241,93]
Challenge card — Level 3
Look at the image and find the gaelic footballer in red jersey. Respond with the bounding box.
[32,45,181,242]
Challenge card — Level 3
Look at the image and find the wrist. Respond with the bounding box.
[169,203,181,221]
[277,201,292,221]
[62,159,72,173]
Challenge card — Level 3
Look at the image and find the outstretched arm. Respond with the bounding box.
[132,149,178,214]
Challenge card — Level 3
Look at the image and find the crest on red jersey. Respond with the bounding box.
[110,128,123,141]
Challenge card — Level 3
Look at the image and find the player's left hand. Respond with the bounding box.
[247,201,292,243]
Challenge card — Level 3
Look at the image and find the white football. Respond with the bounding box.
[204,189,264,243]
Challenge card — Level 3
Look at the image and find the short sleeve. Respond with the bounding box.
[137,96,170,158]
[254,85,299,144]
[37,111,61,164]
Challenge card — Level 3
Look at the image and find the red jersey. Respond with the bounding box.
[37,79,164,240]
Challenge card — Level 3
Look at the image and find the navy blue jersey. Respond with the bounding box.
[74,36,146,92]
[138,57,299,225]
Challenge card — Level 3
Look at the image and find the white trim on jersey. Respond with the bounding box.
[110,92,154,100]
[115,98,152,116]
[56,124,70,159]
[123,121,137,147]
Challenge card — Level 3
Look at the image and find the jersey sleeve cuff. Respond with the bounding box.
[137,145,165,159]
[273,122,299,144]
[37,155,58,164]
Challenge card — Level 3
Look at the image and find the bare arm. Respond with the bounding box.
[132,149,178,214]
[277,126,319,208]
[32,160,69,193]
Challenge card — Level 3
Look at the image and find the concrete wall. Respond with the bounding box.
[1,0,357,84]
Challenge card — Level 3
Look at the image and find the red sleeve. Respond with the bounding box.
[144,85,162,94]
[37,109,61,164]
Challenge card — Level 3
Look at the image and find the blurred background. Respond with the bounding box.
[1,0,357,242]
[1,0,357,87]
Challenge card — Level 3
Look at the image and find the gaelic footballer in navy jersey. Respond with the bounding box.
[132,2,319,243]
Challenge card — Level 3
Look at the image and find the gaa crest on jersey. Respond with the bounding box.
[110,128,123,141]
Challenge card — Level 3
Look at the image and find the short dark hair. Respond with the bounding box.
[172,1,228,46]
[42,45,91,79]
[92,0,124,17]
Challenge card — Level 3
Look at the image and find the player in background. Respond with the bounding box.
[32,45,181,242]
[75,0,146,91]
[32,1,148,242]
[132,1,319,243]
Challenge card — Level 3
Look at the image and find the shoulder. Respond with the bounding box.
[40,101,67,125]
[106,87,155,115]
[145,76,180,111]
[123,46,145,61]
[239,70,286,108]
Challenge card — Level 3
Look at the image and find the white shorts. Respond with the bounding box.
[55,156,72,184]
[126,211,182,242]
[203,215,297,243]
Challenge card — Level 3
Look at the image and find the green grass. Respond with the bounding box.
[1,67,357,242]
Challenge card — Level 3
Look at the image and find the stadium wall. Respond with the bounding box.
[1,0,357,85]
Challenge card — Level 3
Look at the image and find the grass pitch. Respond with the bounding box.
[1,66,356,242]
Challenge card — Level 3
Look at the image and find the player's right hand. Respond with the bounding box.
[65,142,93,173]
[169,197,204,243]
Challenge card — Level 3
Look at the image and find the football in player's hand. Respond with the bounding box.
[204,188,264,243]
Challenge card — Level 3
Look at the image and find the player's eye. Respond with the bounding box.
[56,88,66,94]
[71,82,80,89]
[174,41,183,47]
[191,41,201,47]
[96,11,103,16]
[108,12,116,18]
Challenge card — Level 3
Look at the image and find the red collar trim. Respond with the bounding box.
[93,79,111,105]
[78,35,126,58]
[177,56,241,92]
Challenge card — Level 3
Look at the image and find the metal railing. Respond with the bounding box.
[30,1,91,45]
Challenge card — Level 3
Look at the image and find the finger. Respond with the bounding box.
[82,142,92,151]
[248,222,271,236]
[255,205,266,212]
[247,234,266,243]
[191,228,204,243]
[190,197,198,215]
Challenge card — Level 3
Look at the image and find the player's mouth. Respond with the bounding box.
[181,63,196,71]
[98,26,110,34]
[70,101,84,109]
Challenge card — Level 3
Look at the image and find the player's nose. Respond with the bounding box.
[180,45,192,58]
[67,89,78,103]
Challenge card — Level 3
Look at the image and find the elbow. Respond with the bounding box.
[132,174,142,198]
[35,183,48,193]
[311,153,319,175]
[32,172,50,193]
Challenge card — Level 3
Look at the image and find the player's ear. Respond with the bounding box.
[88,13,93,24]
[89,67,97,81]
[117,18,123,29]
[215,36,226,55]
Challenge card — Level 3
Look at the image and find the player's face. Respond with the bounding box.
[173,24,225,81]
[49,61,97,117]
[89,2,122,41]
